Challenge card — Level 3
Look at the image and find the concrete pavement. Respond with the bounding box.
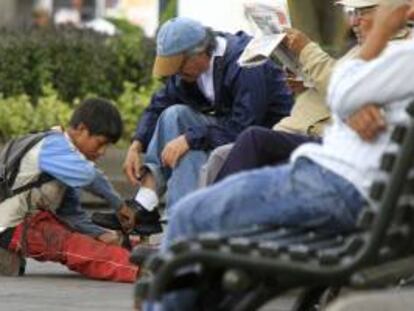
[0,259,294,311]
[0,260,134,311]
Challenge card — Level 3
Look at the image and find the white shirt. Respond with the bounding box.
[54,8,81,26]
[291,39,414,203]
[197,36,227,104]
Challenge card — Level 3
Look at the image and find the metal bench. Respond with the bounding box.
[135,103,414,310]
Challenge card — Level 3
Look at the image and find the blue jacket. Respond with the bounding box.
[39,133,123,237]
[134,31,293,151]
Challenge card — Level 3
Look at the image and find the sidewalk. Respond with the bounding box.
[0,260,133,311]
[0,260,294,311]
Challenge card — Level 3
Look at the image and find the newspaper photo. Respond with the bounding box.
[238,2,303,78]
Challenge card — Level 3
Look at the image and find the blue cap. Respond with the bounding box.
[153,17,207,77]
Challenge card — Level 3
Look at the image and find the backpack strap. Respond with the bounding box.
[1,131,56,202]
[10,173,55,197]
[7,132,53,190]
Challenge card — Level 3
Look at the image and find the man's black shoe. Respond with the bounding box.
[91,200,163,236]
[91,211,163,236]
[91,212,121,231]
[125,199,161,225]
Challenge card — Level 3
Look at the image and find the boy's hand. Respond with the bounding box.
[346,104,386,141]
[283,28,311,56]
[161,135,190,168]
[123,140,143,186]
[116,204,137,233]
[97,230,121,246]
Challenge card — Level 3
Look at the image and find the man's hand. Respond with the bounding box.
[374,1,410,37]
[283,28,311,56]
[359,2,410,61]
[116,204,136,233]
[97,230,121,246]
[286,72,307,95]
[123,140,143,186]
[161,135,190,168]
[346,104,386,141]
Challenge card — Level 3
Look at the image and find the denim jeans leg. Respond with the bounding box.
[149,158,366,311]
[164,157,366,251]
[143,104,217,206]
[147,158,366,310]
[166,150,209,212]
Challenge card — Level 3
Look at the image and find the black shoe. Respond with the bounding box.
[91,211,163,236]
[91,212,122,231]
[125,199,161,225]
[91,200,163,236]
[130,245,159,265]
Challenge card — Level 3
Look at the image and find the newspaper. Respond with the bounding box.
[238,2,303,78]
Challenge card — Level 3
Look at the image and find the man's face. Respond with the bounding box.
[73,124,109,161]
[178,53,210,83]
[346,6,378,44]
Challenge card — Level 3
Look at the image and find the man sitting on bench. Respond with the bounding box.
[131,0,414,309]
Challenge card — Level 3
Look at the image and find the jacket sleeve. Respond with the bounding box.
[56,187,106,237]
[185,64,292,150]
[56,171,122,237]
[328,44,414,118]
[39,134,96,188]
[82,169,123,210]
[133,81,178,151]
[299,42,336,99]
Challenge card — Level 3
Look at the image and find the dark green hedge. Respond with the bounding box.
[0,21,155,103]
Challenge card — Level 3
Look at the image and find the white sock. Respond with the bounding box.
[134,187,159,212]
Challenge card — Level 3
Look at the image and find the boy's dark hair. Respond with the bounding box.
[69,98,123,143]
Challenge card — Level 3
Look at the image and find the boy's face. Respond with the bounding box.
[72,124,109,161]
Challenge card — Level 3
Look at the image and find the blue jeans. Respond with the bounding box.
[144,105,218,210]
[144,158,366,311]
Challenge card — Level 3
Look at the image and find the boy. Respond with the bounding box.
[0,98,138,282]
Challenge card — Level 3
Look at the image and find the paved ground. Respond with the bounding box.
[0,259,295,311]
[0,260,134,311]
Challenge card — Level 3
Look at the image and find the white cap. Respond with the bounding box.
[336,0,380,8]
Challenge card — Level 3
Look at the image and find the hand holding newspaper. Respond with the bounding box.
[238,2,304,79]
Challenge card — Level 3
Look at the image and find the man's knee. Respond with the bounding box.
[237,126,271,148]
[159,105,195,124]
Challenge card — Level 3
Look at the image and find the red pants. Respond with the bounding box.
[8,211,139,283]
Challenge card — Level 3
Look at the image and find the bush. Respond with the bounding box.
[0,80,161,145]
[0,86,71,142]
[116,79,161,145]
[108,18,156,95]
[0,23,155,103]
[0,21,161,144]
